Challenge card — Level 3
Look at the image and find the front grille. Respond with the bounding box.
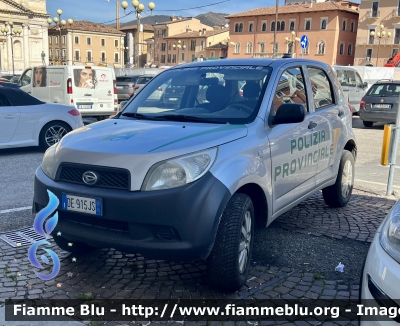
[57,163,130,190]
[59,211,129,232]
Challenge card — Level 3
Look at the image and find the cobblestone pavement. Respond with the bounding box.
[0,187,398,326]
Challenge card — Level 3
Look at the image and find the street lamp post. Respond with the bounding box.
[273,0,279,58]
[47,9,73,65]
[121,0,155,68]
[1,21,22,76]
[120,46,129,66]
[370,24,391,66]
[284,31,300,57]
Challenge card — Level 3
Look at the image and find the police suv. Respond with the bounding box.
[33,59,357,291]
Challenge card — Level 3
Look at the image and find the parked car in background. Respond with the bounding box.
[116,75,142,102]
[359,80,400,127]
[0,81,19,89]
[133,76,153,94]
[0,87,83,150]
[332,66,368,114]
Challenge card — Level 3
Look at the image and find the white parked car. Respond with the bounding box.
[0,86,83,150]
[360,199,400,325]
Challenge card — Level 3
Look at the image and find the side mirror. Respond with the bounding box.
[363,82,368,89]
[274,103,306,125]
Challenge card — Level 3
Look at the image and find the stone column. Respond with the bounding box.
[7,35,12,72]
[67,32,72,65]
[23,24,30,68]
[42,24,49,64]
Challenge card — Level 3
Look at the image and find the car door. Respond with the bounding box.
[266,65,317,215]
[305,65,347,187]
[0,93,20,143]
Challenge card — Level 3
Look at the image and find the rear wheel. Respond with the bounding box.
[322,150,355,208]
[363,121,373,127]
[207,193,254,291]
[39,121,71,150]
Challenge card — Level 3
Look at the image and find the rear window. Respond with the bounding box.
[2,88,44,106]
[116,76,140,83]
[367,84,400,97]
[137,76,153,84]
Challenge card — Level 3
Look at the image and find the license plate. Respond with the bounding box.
[61,194,102,215]
[168,98,178,101]
[78,105,92,109]
[372,104,391,109]
[116,86,123,89]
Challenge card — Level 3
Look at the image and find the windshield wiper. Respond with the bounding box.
[156,115,223,124]
[121,112,166,120]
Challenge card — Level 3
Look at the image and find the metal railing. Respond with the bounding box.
[366,10,380,19]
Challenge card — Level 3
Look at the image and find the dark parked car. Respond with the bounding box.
[359,80,400,127]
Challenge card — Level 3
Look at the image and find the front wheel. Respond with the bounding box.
[39,121,71,150]
[322,150,355,208]
[207,193,254,291]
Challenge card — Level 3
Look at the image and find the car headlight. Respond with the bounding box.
[380,203,400,263]
[41,144,57,180]
[142,148,218,191]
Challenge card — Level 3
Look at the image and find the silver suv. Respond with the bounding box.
[33,59,357,291]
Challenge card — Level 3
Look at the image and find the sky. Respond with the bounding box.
[46,0,286,25]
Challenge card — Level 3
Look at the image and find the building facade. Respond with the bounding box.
[354,0,400,66]
[0,0,49,73]
[119,24,154,68]
[226,1,359,66]
[48,21,125,67]
[151,16,214,66]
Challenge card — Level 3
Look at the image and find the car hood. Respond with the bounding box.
[54,118,248,190]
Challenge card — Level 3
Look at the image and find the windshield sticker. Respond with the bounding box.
[273,128,339,182]
[102,130,145,142]
[148,124,246,152]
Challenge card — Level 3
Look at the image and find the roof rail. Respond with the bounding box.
[377,79,394,83]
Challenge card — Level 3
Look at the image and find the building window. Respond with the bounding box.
[56,49,59,59]
[101,52,106,62]
[249,22,253,32]
[234,42,240,54]
[262,22,266,32]
[342,20,346,31]
[74,50,79,61]
[49,48,53,57]
[115,39,119,47]
[246,42,253,53]
[190,40,196,51]
[210,51,215,58]
[157,30,160,37]
[339,43,344,55]
[87,51,92,62]
[372,1,379,17]
[317,41,326,54]
[271,21,275,31]
[235,23,239,32]
[280,21,285,31]
[321,19,327,30]
[74,36,79,44]
[55,36,59,45]
[305,19,311,30]
[87,37,91,45]
[49,36,52,45]
[395,29,400,44]
[369,29,375,44]
[161,54,165,63]
[62,49,66,59]
[168,42,171,50]
[347,44,352,55]
[200,41,204,52]
[366,48,372,61]
[62,36,66,45]
[182,52,185,61]
[290,21,295,31]
[172,54,176,63]
[260,42,265,53]
[161,43,166,51]
[101,39,106,46]
[162,29,166,37]
[114,53,119,63]
[277,21,281,31]
[350,21,354,32]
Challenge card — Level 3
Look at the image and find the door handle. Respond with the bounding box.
[84,93,92,96]
[308,121,317,129]
[4,115,15,119]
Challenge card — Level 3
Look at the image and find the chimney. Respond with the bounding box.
[202,28,206,35]
[199,29,202,36]
[170,15,177,21]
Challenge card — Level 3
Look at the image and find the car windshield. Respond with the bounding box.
[118,65,272,124]
[367,84,400,97]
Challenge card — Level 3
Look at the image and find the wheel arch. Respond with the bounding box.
[344,139,357,162]
[38,120,73,140]
[235,183,268,229]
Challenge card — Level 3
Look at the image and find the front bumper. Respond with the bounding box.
[33,167,231,261]
[359,108,397,123]
[360,231,400,325]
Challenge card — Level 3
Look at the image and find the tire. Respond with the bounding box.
[322,150,355,208]
[52,234,96,254]
[207,193,255,291]
[39,121,71,151]
[363,121,373,127]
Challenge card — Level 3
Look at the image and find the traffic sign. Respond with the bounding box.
[300,35,309,49]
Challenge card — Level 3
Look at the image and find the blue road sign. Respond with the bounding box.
[300,35,309,49]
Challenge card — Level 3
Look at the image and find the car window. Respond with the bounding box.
[345,70,356,87]
[367,84,400,97]
[5,89,44,106]
[0,94,11,106]
[355,72,363,88]
[273,67,308,113]
[20,69,32,86]
[120,65,272,125]
[307,67,334,110]
[137,77,153,84]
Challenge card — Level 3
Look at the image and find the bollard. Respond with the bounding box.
[386,94,400,195]
[381,124,392,166]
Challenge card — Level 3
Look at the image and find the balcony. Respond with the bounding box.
[391,9,400,18]
[356,37,391,45]
[366,10,380,19]
[73,57,81,62]
[86,57,93,62]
